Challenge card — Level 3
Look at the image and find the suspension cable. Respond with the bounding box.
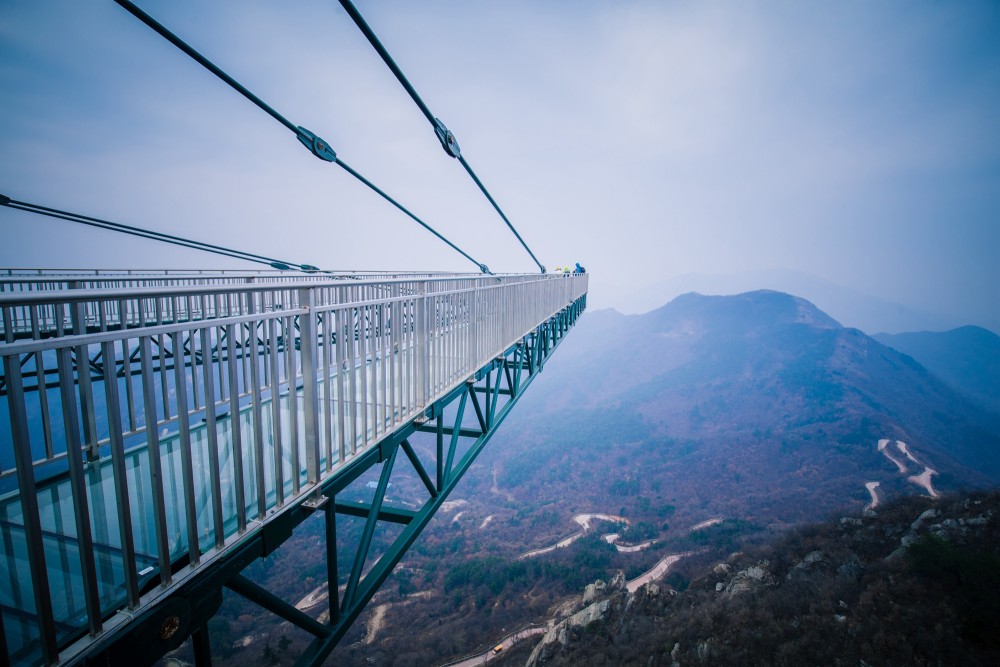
[337,0,547,274]
[0,194,323,273]
[113,0,491,275]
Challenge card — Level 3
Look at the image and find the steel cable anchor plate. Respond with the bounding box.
[434,118,461,158]
[296,126,337,162]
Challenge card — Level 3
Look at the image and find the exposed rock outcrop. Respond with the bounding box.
[582,579,606,605]
[719,559,777,596]
[527,597,616,666]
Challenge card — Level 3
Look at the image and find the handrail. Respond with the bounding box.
[0,273,550,307]
[0,273,584,349]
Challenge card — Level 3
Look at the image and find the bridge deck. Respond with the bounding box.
[0,271,588,666]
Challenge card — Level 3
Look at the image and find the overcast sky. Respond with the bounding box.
[1,1,998,331]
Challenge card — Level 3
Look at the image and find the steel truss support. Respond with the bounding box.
[65,295,585,667]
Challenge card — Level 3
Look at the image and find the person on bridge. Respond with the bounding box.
[574,263,586,273]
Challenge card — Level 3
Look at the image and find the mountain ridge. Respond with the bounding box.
[873,326,1000,414]
[602,269,996,334]
[516,289,1000,516]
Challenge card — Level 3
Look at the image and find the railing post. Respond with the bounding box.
[467,284,478,375]
[69,282,100,460]
[415,280,429,409]
[5,354,59,665]
[299,287,321,485]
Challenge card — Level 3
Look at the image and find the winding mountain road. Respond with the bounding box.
[441,626,548,667]
[517,514,631,560]
[875,439,939,498]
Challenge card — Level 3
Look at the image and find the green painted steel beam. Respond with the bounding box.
[226,574,331,638]
[333,501,416,525]
[414,424,483,438]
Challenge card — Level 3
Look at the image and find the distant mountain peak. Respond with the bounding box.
[653,290,842,332]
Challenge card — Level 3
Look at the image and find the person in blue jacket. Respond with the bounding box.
[574,262,586,273]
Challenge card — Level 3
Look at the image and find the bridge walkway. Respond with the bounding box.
[0,271,587,666]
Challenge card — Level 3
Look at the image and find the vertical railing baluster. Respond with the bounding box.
[241,319,252,398]
[217,324,227,405]
[171,330,201,565]
[371,306,380,439]
[57,346,103,636]
[37,355,56,463]
[121,335,136,432]
[285,315,300,493]
[297,288,321,485]
[159,331,170,420]
[416,282,427,409]
[267,317,284,507]
[346,308,358,455]
[4,354,59,665]
[469,289,478,379]
[190,329,201,411]
[139,337,172,585]
[389,291,399,426]
[249,319,267,520]
[321,310,333,471]
[335,307,347,464]
[2,302,13,343]
[200,328,224,548]
[359,305,369,448]
[101,340,140,608]
[72,299,99,459]
[226,323,247,532]
[379,302,386,432]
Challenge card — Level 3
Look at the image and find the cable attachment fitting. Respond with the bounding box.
[0,194,11,206]
[296,126,337,162]
[478,263,491,274]
[434,118,461,158]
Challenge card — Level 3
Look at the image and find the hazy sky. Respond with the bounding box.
[1,1,998,330]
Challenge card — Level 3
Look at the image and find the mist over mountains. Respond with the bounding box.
[601,270,998,335]
[506,290,1000,527]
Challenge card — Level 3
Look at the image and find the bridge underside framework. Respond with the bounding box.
[0,270,587,666]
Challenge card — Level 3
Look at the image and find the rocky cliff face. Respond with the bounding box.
[526,572,629,667]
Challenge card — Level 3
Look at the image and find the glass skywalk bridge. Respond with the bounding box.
[0,271,588,666]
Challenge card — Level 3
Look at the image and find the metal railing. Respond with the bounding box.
[0,271,561,342]
[0,271,587,665]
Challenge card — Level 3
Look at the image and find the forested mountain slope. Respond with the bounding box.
[528,491,1000,667]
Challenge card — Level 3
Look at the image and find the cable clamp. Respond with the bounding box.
[296,126,337,162]
[434,118,461,158]
[0,194,11,205]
